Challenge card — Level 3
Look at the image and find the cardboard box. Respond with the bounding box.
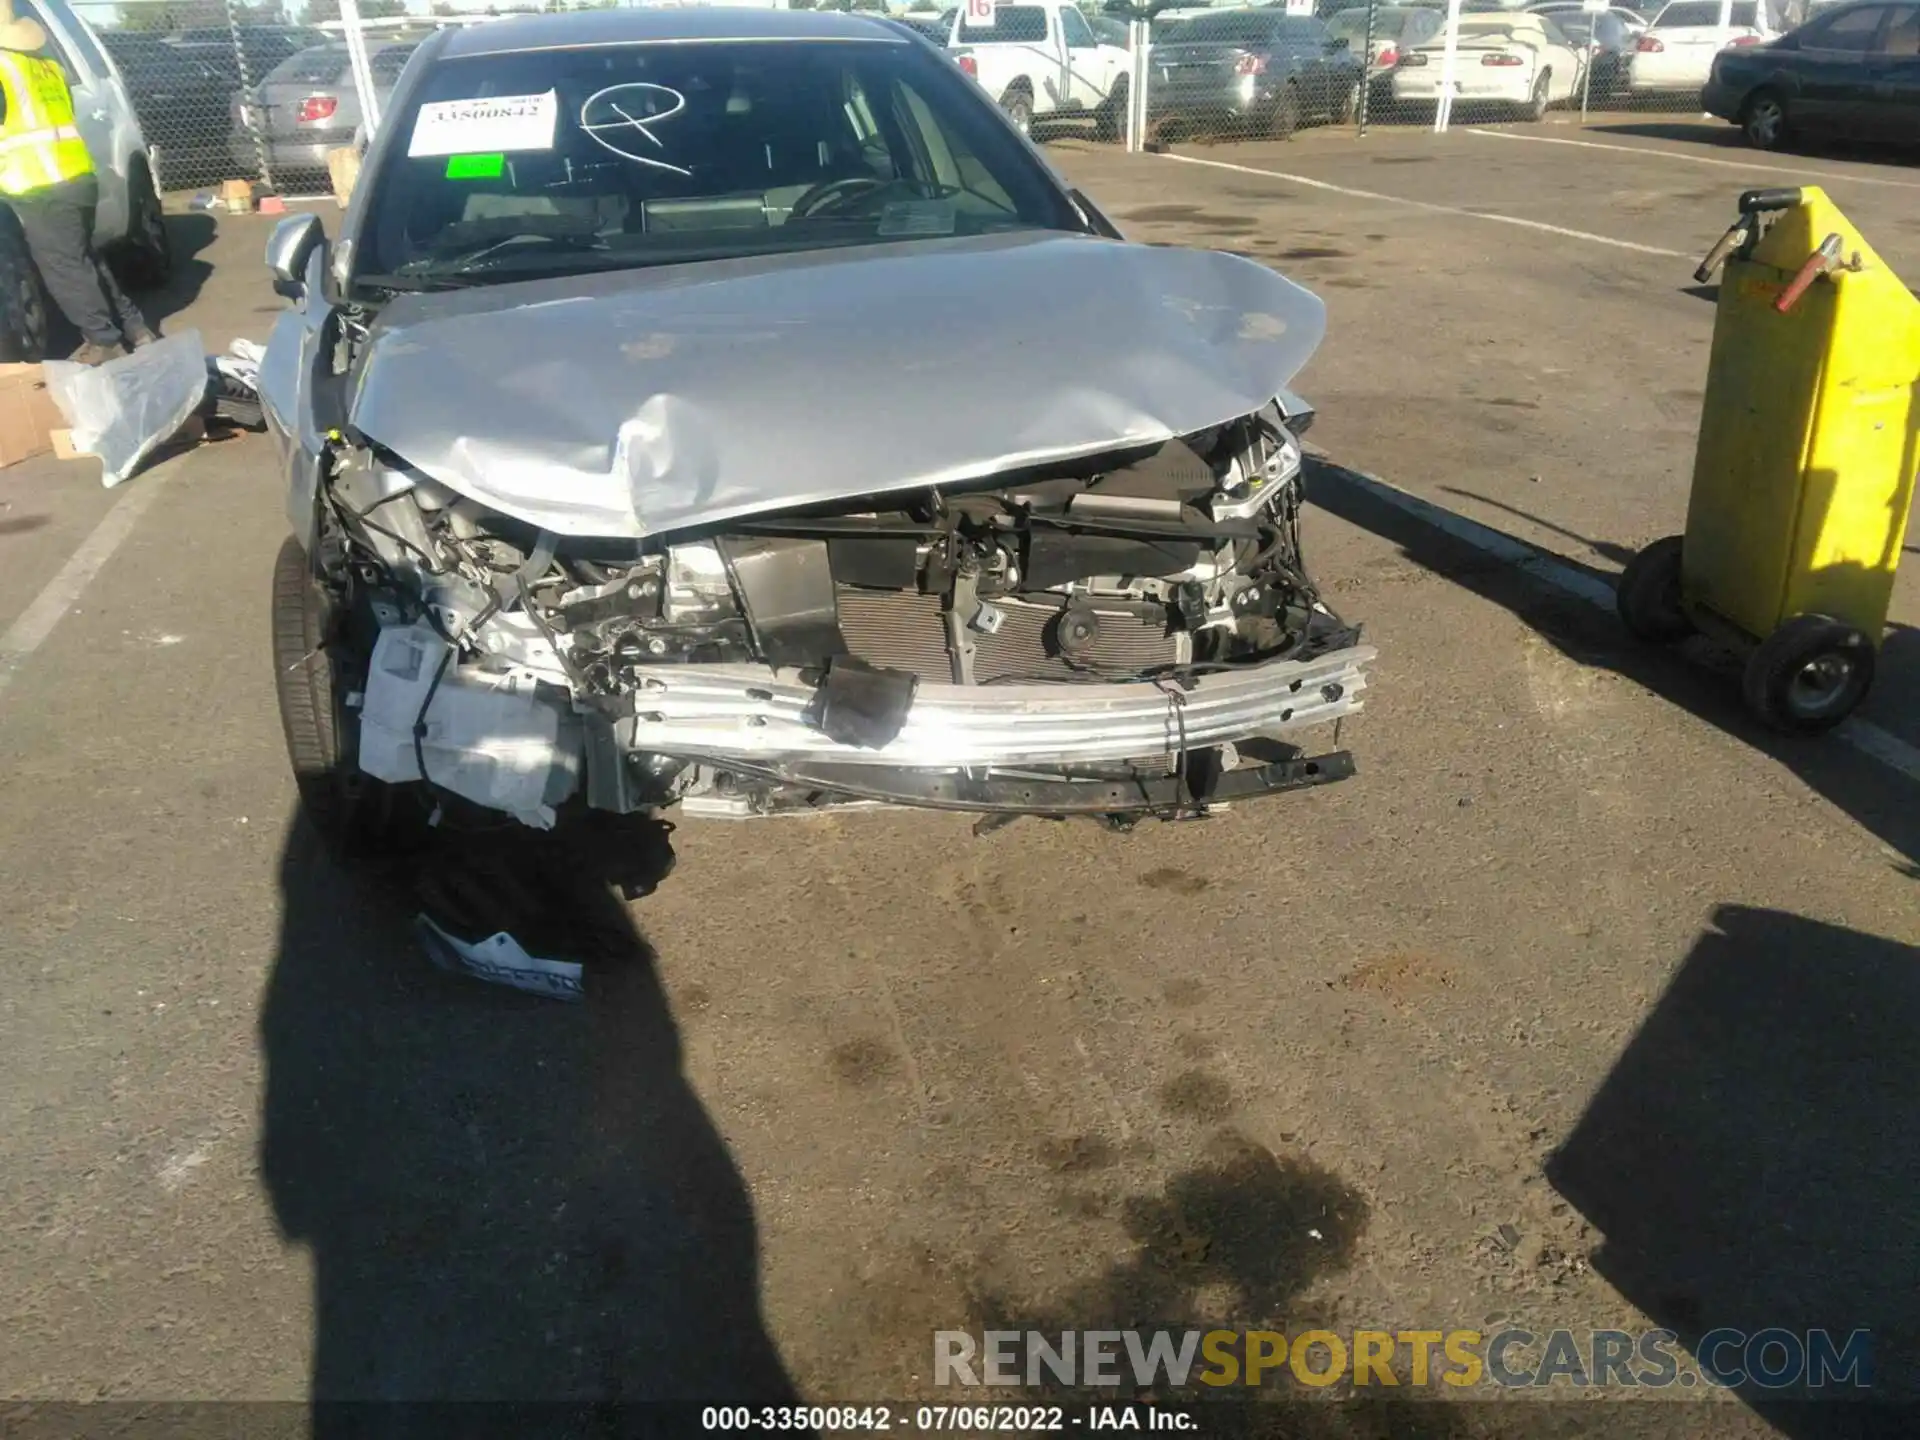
[221,178,254,213]
[0,363,67,468]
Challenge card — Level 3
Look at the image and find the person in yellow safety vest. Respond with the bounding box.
[0,0,154,365]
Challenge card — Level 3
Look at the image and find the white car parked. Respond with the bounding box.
[1629,0,1776,97]
[0,0,171,360]
[949,0,1133,137]
[1391,12,1587,119]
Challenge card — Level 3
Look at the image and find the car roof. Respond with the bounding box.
[439,7,909,59]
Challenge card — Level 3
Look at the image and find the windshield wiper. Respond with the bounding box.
[401,231,613,278]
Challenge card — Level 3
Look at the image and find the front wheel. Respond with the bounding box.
[1267,82,1301,139]
[118,163,172,290]
[271,536,423,855]
[1742,88,1789,151]
[1331,75,1360,125]
[1743,614,1875,736]
[0,211,48,363]
[1096,75,1130,142]
[1000,88,1035,137]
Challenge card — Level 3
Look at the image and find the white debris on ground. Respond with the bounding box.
[413,913,586,1002]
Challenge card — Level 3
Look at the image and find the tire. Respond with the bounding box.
[1331,76,1360,126]
[0,209,47,363]
[1742,88,1789,151]
[1742,614,1876,736]
[271,535,422,855]
[1616,535,1692,643]
[118,162,173,291]
[1096,75,1129,142]
[1518,70,1549,122]
[1267,81,1301,139]
[1001,87,1035,137]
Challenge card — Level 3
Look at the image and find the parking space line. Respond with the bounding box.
[1319,462,1920,787]
[1465,127,1920,192]
[1158,152,1689,258]
[0,473,170,704]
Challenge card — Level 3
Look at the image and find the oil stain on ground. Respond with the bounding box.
[1275,246,1351,261]
[976,1130,1367,1332]
[1160,1070,1236,1123]
[829,1037,898,1088]
[1141,867,1210,895]
[1039,1134,1118,1174]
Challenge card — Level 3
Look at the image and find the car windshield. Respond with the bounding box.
[1552,12,1596,38]
[1656,1,1758,24]
[356,38,1082,289]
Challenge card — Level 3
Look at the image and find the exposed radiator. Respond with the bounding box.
[835,588,1186,683]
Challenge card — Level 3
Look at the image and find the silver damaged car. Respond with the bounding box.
[260,8,1374,848]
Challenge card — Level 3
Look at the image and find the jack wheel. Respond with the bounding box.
[1616,535,1691,643]
[1742,614,1875,736]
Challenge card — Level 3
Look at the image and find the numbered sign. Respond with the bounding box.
[1286,0,1314,12]
[965,0,996,23]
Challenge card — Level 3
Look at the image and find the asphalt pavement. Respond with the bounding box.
[0,119,1916,1434]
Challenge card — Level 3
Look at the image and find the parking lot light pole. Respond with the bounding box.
[1433,0,1463,132]
[1357,0,1377,134]
[340,0,382,140]
[224,0,273,193]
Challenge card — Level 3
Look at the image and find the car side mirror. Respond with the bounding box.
[266,212,325,301]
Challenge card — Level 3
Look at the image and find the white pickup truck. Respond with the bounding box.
[948,0,1133,138]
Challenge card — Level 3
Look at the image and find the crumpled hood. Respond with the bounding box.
[349,231,1325,539]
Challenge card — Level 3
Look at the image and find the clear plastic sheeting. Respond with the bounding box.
[43,332,210,487]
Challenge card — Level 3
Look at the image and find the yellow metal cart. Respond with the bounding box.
[1618,185,1920,734]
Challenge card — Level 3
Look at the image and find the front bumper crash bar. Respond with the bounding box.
[684,751,1357,817]
[617,643,1375,769]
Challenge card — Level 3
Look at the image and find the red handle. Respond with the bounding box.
[1775,233,1845,314]
[1774,252,1827,314]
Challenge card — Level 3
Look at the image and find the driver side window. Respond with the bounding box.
[1060,7,1096,49]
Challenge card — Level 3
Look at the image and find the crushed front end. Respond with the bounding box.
[319,398,1371,828]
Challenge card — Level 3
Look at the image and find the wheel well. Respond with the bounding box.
[1002,77,1033,101]
[1744,85,1782,113]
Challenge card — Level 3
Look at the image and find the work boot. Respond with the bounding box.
[69,341,120,367]
[124,324,158,350]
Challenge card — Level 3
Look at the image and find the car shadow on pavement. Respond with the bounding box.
[1549,904,1920,1427]
[259,809,798,1427]
[138,214,217,336]
[1307,460,1920,875]
[1587,121,1920,173]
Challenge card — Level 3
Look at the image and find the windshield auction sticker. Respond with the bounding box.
[408,90,558,158]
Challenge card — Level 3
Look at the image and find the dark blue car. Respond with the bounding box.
[1704,0,1920,148]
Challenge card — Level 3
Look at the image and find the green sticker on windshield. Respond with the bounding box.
[445,152,505,180]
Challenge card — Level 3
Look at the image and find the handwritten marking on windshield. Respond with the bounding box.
[581,83,693,176]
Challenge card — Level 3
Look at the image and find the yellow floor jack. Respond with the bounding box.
[1619,186,1919,733]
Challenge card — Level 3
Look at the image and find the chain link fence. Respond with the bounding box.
[47,0,1836,199]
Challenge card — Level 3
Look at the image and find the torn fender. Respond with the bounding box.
[347,231,1326,540]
